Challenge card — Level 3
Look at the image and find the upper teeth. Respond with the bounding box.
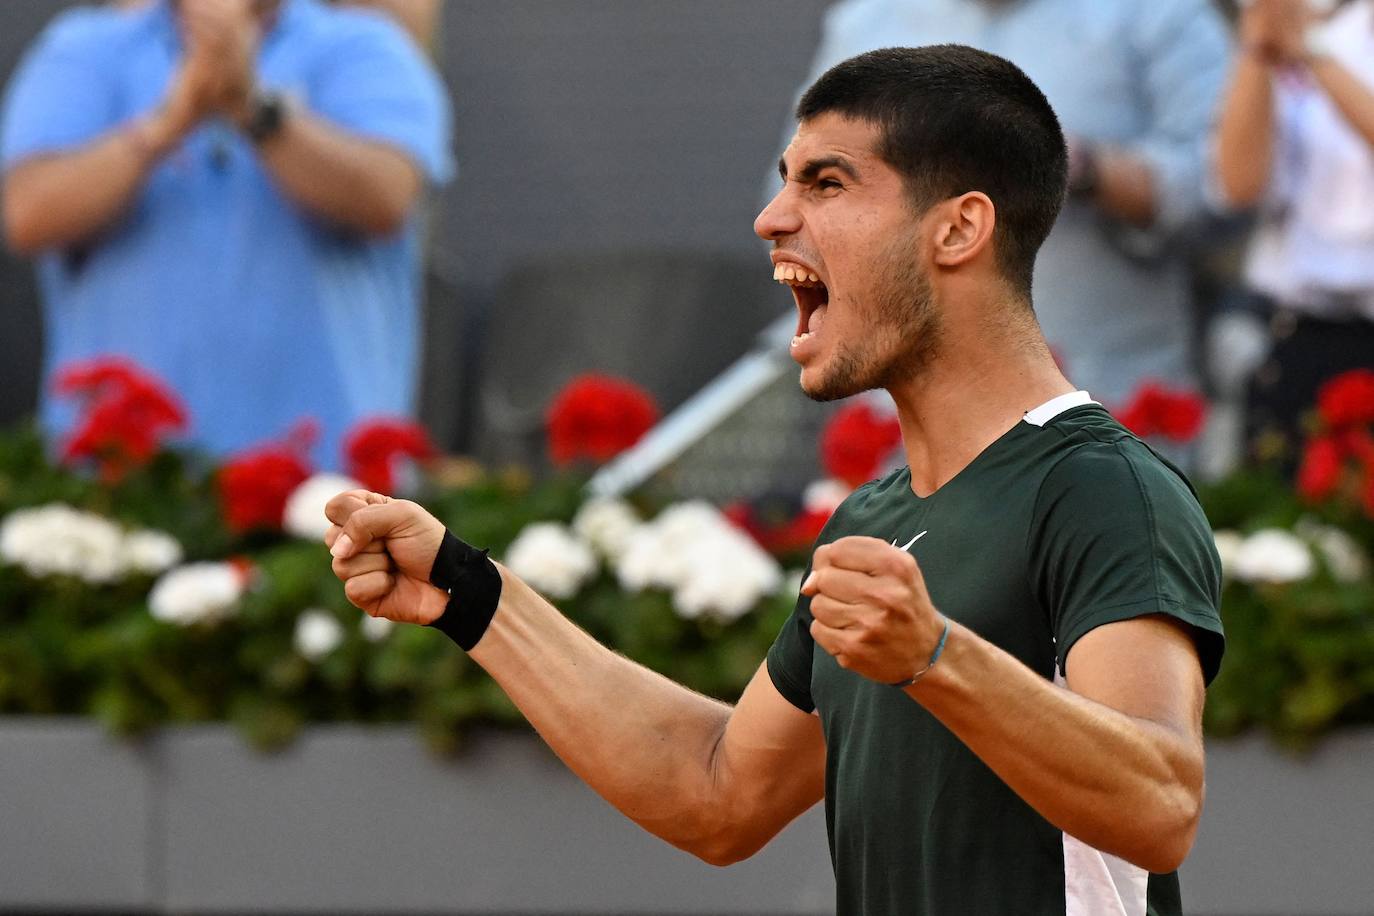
[773,264,821,285]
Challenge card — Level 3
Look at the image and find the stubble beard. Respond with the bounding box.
[801,244,942,403]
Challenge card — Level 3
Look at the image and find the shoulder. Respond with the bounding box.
[1124,0,1229,50]
[23,5,141,60]
[293,0,424,57]
[825,467,906,529]
[1035,416,1205,528]
[816,0,895,44]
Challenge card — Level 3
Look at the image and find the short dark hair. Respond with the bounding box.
[797,45,1068,297]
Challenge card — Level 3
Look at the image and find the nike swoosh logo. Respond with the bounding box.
[892,531,927,552]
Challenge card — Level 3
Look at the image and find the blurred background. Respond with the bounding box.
[1,0,1372,914]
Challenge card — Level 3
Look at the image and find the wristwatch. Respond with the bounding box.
[244,89,288,144]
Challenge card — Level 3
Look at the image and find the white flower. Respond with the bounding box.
[1212,530,1244,579]
[503,522,597,599]
[670,527,783,622]
[1232,529,1315,584]
[803,478,852,515]
[616,501,728,591]
[615,501,782,622]
[1295,519,1368,584]
[123,529,184,575]
[572,498,642,560]
[284,473,363,541]
[295,609,345,661]
[0,504,128,584]
[149,562,245,626]
[360,613,395,642]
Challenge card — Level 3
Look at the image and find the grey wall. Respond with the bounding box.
[0,1,832,446]
[4,720,1374,915]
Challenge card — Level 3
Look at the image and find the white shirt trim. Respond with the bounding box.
[1023,390,1098,427]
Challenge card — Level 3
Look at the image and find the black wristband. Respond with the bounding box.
[425,530,502,651]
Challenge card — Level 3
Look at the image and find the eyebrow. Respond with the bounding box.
[778,155,860,183]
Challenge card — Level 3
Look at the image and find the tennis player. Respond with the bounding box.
[327,45,1224,916]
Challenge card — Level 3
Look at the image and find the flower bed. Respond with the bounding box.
[0,358,1371,751]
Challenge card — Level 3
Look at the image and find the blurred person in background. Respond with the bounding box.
[0,0,452,464]
[780,0,1231,421]
[116,0,441,51]
[1214,0,1374,454]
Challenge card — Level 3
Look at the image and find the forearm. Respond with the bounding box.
[2,117,170,254]
[1214,53,1276,207]
[469,567,772,862]
[1310,56,1374,150]
[908,623,1203,873]
[1087,146,1158,228]
[252,109,421,236]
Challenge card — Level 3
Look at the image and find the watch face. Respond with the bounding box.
[250,92,286,142]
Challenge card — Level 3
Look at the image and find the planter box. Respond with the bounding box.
[2,719,1371,914]
[0,720,833,914]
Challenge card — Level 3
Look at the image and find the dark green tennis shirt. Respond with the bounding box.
[767,404,1224,916]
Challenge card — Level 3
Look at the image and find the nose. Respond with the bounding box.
[754,185,802,242]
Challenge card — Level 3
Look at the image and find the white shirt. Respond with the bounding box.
[1239,0,1374,320]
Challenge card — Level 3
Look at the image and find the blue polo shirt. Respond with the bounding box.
[1,0,453,465]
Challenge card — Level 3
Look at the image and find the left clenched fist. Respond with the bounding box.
[802,536,946,686]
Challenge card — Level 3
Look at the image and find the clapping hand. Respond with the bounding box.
[1239,0,1319,66]
[178,0,261,120]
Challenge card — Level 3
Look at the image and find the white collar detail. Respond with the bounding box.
[1022,390,1097,427]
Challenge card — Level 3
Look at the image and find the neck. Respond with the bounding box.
[884,299,1072,498]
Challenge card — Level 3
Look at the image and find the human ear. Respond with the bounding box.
[931,192,996,268]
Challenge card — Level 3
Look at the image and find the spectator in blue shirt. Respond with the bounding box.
[1,0,453,464]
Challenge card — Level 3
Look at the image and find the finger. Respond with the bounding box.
[332,500,422,559]
[824,536,915,573]
[809,593,867,631]
[805,566,879,605]
[809,619,855,668]
[332,549,393,583]
[324,489,388,527]
[344,570,395,608]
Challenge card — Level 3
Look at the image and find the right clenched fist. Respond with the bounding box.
[324,490,450,625]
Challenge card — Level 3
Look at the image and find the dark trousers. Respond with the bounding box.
[1247,305,1374,462]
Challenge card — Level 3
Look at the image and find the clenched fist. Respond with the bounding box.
[324,490,449,625]
[802,536,948,686]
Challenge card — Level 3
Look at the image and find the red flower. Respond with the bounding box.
[1296,436,1344,504]
[820,402,902,488]
[546,374,660,467]
[1317,369,1374,429]
[53,357,187,482]
[1116,382,1207,443]
[344,417,437,493]
[768,507,833,554]
[722,501,832,555]
[217,420,316,534]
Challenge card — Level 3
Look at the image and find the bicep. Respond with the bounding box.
[716,663,826,832]
[1064,614,1205,740]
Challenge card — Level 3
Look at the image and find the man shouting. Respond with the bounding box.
[327,45,1224,916]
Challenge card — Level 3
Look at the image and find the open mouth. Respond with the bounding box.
[773,263,830,345]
